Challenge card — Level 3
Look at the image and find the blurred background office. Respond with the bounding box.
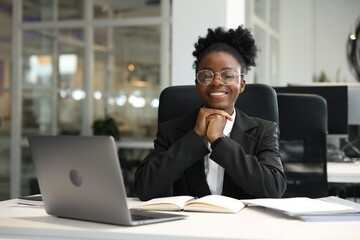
[0,0,359,200]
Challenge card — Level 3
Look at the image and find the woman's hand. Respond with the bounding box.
[206,114,227,143]
[194,107,232,142]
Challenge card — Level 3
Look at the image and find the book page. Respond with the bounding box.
[134,196,195,211]
[184,195,246,213]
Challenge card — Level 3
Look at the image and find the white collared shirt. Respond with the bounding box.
[204,110,236,195]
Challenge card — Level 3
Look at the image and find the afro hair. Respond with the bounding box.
[192,25,258,75]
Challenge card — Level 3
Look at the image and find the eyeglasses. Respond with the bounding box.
[196,69,243,85]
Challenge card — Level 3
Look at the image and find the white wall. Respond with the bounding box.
[171,0,246,86]
[315,0,360,83]
[281,0,360,85]
[172,0,360,86]
[281,0,314,85]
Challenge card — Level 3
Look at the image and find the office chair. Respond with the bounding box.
[277,93,329,198]
[158,83,279,124]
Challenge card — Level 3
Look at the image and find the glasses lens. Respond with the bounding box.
[221,70,238,84]
[197,70,213,84]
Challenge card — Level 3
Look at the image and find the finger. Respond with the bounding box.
[207,111,232,121]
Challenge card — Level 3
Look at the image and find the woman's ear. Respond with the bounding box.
[239,79,246,93]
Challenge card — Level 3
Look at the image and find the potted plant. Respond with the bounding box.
[92,116,120,140]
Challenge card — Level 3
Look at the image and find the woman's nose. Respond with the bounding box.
[211,73,223,85]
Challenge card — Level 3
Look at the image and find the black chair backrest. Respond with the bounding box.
[158,83,279,124]
[278,93,328,139]
[277,93,328,198]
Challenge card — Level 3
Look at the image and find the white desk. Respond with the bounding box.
[327,162,360,183]
[116,140,153,149]
[284,162,360,184]
[1,198,360,240]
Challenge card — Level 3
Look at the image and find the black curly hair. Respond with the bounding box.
[192,25,258,76]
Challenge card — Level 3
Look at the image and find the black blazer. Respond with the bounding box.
[134,108,286,201]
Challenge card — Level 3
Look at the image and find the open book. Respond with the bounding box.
[133,195,360,219]
[133,195,246,213]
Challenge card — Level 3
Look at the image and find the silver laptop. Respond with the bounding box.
[28,135,185,226]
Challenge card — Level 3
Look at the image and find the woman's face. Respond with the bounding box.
[196,51,245,115]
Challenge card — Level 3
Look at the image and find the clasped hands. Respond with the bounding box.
[194,107,233,143]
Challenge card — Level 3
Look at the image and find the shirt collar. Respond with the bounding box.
[223,109,236,136]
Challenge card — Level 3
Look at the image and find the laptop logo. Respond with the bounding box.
[69,169,83,187]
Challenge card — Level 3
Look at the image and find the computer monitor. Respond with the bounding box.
[348,85,360,126]
[274,85,348,135]
[346,85,360,158]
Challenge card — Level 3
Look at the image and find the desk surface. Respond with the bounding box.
[1,198,360,240]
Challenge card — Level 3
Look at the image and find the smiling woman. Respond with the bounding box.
[134,25,286,201]
[195,51,244,115]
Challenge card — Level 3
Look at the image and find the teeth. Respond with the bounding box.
[209,92,226,96]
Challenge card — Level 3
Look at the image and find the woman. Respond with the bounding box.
[134,25,286,201]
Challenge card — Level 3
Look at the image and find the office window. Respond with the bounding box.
[58,0,84,20]
[254,26,266,83]
[270,0,279,31]
[5,0,171,198]
[270,36,279,85]
[57,31,85,135]
[0,15,11,136]
[0,0,12,200]
[94,26,160,138]
[23,0,84,22]
[251,0,281,85]
[254,0,266,21]
[94,0,160,19]
[22,29,84,136]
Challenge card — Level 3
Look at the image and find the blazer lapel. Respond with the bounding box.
[175,108,211,197]
[173,108,259,198]
[230,109,258,153]
[222,109,259,197]
[185,159,211,197]
[174,109,199,134]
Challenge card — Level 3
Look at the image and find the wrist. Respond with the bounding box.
[209,134,225,143]
[210,136,225,149]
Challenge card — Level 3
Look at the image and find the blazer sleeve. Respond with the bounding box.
[210,120,287,198]
[134,121,209,201]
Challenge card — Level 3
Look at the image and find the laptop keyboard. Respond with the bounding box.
[131,213,156,221]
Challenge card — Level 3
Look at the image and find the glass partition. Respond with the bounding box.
[3,0,170,198]
[94,26,160,139]
[22,29,84,136]
[254,25,266,83]
[0,0,12,200]
[94,0,160,19]
[23,0,84,22]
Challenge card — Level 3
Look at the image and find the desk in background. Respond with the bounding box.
[284,161,360,184]
[116,139,154,150]
[116,140,153,197]
[327,162,360,183]
[1,198,360,240]
[285,161,360,199]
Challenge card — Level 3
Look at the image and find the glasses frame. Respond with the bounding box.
[196,69,244,85]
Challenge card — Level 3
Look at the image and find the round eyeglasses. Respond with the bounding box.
[196,69,243,85]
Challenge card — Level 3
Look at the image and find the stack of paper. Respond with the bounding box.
[244,196,360,222]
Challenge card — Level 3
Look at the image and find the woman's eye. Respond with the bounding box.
[224,74,235,79]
